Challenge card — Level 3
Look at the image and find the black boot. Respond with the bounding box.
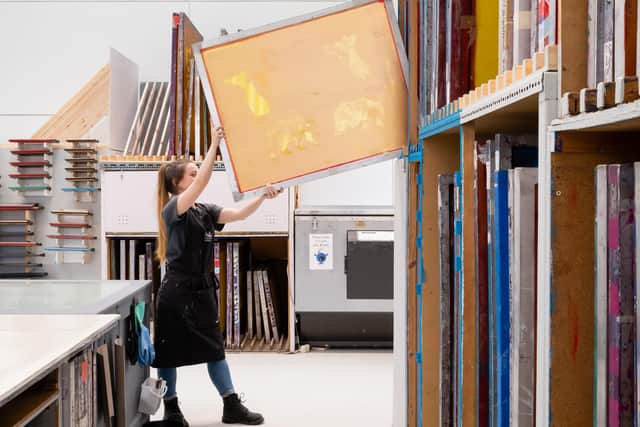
[222,393,264,425]
[163,396,189,427]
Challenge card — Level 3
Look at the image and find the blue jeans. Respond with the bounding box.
[158,359,235,399]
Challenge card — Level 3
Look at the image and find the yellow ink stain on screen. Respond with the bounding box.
[334,98,384,136]
[324,35,369,80]
[385,59,398,91]
[224,72,270,116]
[267,117,319,159]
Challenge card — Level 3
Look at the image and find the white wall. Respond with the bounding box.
[0,0,398,206]
[0,1,341,143]
[298,160,394,206]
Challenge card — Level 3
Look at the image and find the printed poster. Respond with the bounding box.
[309,233,333,270]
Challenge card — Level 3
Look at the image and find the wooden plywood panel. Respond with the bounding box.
[549,143,640,427]
[462,123,477,427]
[196,1,407,195]
[423,134,460,427]
[614,0,638,79]
[549,152,598,427]
[32,65,110,140]
[559,0,588,95]
[408,160,418,427]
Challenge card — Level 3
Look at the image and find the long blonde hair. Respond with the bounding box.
[156,159,190,263]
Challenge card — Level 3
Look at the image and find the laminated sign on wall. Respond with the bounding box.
[310,234,333,270]
[194,0,408,200]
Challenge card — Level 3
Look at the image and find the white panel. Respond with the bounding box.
[109,48,139,152]
[0,2,340,115]
[101,171,158,233]
[392,158,407,427]
[512,167,537,427]
[298,160,394,206]
[101,169,288,233]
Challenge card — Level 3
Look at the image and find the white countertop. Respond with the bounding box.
[0,314,119,406]
[0,280,151,314]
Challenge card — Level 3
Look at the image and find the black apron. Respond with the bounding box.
[152,204,225,368]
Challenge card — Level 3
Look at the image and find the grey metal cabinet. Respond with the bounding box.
[294,207,394,347]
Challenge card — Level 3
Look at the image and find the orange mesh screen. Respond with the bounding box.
[200,1,407,192]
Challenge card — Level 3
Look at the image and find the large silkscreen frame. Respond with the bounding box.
[194,0,408,200]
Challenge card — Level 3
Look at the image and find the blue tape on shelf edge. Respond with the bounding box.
[409,150,423,163]
[408,143,423,163]
[411,136,424,426]
[454,219,463,235]
[418,110,461,140]
[454,171,462,187]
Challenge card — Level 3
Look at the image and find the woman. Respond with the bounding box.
[154,126,281,426]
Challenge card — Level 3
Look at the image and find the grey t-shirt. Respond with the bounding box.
[162,196,224,265]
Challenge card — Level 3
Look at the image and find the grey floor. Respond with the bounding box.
[151,350,393,427]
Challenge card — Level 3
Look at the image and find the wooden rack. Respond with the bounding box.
[7,139,58,197]
[0,204,46,278]
[45,209,95,264]
[62,139,100,202]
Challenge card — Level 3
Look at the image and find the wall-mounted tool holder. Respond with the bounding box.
[46,209,95,264]
[8,139,58,196]
[62,139,100,202]
[0,203,46,278]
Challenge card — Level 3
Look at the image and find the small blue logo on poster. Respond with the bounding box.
[315,251,328,265]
